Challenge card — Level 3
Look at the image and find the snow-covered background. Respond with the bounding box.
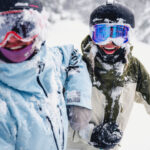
[42,0,150,149]
[47,19,150,150]
[42,0,150,44]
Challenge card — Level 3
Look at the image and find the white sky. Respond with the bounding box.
[47,19,150,150]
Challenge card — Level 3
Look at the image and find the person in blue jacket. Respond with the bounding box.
[0,0,92,150]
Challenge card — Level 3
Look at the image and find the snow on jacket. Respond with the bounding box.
[0,42,92,150]
[67,35,150,150]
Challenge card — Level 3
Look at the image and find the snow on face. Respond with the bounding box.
[95,49,129,75]
[100,37,126,47]
[89,21,133,74]
[0,16,6,42]
[22,9,50,42]
[0,15,5,24]
[0,9,50,50]
[0,15,5,28]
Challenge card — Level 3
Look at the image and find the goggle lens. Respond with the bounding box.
[92,24,130,44]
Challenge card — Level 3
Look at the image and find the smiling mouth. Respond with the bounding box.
[9,46,25,50]
[4,45,26,51]
[103,47,118,55]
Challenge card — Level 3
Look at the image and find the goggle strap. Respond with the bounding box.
[0,10,23,15]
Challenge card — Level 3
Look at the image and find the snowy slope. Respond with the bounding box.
[47,19,150,150]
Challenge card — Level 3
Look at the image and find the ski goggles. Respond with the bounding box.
[0,10,41,46]
[91,24,130,44]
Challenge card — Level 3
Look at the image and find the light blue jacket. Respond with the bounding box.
[0,42,92,150]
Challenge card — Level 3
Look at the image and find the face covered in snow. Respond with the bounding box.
[0,9,49,63]
[90,23,132,64]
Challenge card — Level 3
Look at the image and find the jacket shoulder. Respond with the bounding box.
[126,56,145,81]
[129,56,149,77]
[130,56,150,104]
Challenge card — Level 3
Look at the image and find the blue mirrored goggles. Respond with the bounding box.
[91,24,130,44]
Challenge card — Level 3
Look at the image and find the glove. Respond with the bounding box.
[67,105,92,131]
[90,122,123,150]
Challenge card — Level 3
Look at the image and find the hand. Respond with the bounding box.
[90,122,123,149]
[67,105,92,131]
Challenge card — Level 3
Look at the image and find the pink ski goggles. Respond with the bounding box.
[0,10,39,46]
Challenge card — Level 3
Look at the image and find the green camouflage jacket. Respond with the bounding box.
[81,35,150,123]
[67,35,150,150]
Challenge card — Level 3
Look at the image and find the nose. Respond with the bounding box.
[99,41,115,47]
[106,41,117,46]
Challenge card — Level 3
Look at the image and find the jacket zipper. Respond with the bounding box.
[37,76,48,97]
[57,105,65,150]
[37,61,60,150]
[46,116,59,150]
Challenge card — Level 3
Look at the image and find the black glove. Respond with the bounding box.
[90,122,123,150]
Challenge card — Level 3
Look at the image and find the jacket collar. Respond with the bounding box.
[0,43,45,94]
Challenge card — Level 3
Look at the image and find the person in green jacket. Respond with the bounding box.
[67,1,150,150]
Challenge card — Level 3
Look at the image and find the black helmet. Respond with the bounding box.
[0,0,43,12]
[90,2,135,28]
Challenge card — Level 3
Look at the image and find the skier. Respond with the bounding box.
[67,1,150,150]
[0,0,92,150]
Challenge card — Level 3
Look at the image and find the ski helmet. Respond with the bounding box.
[0,0,43,12]
[89,2,134,64]
[90,2,135,28]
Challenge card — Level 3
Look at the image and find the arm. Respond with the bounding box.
[135,58,150,113]
[64,48,92,130]
[64,48,92,109]
[67,105,92,131]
